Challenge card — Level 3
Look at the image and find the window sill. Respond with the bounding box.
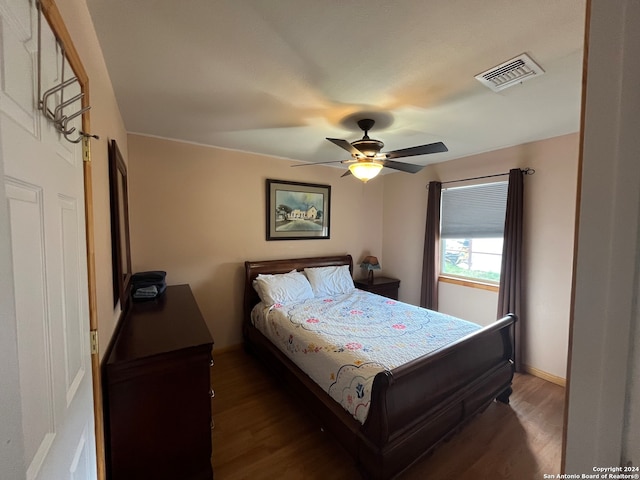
[438,275,500,292]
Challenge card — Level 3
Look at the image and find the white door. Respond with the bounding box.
[0,1,97,479]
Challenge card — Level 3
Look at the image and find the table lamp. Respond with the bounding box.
[360,256,381,284]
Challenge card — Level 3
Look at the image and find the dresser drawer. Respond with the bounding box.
[104,285,214,480]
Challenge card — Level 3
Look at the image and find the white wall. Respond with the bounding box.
[564,0,640,471]
[625,306,640,465]
[439,282,498,327]
[620,0,640,465]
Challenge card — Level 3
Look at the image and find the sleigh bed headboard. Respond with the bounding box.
[242,254,353,331]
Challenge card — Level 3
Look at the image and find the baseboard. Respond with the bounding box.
[523,364,566,387]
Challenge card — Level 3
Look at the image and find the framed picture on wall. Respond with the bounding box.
[266,179,331,240]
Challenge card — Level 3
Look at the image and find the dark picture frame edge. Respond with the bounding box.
[266,179,331,241]
[108,139,133,310]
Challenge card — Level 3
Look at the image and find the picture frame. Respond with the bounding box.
[108,139,132,310]
[266,179,331,240]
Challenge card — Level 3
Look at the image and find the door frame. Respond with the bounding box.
[563,0,640,472]
[38,1,105,478]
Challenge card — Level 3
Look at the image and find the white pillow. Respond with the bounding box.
[253,270,314,306]
[304,265,355,297]
[252,269,298,299]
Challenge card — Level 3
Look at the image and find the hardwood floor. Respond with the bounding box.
[211,348,564,479]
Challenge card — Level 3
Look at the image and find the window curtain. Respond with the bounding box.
[497,168,524,371]
[420,181,442,310]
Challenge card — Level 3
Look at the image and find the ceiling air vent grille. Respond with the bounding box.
[475,53,544,92]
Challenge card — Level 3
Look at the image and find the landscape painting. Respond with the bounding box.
[266,179,331,240]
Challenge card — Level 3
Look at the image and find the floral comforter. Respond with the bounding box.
[251,289,481,424]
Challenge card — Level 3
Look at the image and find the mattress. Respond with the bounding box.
[251,289,481,424]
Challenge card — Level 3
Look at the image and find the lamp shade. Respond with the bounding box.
[360,256,381,270]
[349,161,383,182]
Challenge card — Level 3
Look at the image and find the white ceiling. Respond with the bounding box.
[86,0,586,173]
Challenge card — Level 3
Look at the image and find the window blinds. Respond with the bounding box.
[441,181,508,238]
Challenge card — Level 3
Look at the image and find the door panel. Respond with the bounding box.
[0,0,38,134]
[0,1,96,478]
[60,194,87,405]
[5,180,56,476]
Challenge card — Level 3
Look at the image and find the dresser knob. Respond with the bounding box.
[209,358,214,367]
[209,388,215,398]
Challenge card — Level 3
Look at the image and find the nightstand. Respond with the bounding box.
[354,276,400,300]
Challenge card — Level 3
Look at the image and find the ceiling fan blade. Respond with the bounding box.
[326,137,364,157]
[341,170,352,178]
[385,141,448,159]
[381,159,424,174]
[291,159,346,167]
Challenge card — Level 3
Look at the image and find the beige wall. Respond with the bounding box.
[382,133,579,379]
[55,0,128,359]
[55,0,578,379]
[127,132,578,377]
[127,134,384,349]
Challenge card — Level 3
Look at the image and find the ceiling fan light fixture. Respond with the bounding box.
[320,118,446,180]
[349,161,383,182]
[351,138,384,157]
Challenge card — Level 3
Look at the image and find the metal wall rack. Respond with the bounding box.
[36,0,99,144]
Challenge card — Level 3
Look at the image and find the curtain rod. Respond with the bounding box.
[427,167,535,188]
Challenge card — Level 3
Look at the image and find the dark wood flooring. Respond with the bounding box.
[211,348,564,479]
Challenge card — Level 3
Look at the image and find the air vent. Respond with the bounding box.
[475,53,544,92]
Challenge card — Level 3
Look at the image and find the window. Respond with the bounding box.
[440,182,508,283]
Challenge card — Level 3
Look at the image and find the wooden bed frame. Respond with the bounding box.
[243,254,515,479]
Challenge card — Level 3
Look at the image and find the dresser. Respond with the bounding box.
[103,284,214,480]
[354,276,400,300]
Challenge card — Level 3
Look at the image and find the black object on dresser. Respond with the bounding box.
[103,284,214,480]
[354,276,400,300]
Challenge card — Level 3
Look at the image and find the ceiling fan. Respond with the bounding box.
[293,118,448,182]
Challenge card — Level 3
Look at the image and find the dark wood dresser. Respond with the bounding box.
[354,276,400,300]
[103,284,214,480]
